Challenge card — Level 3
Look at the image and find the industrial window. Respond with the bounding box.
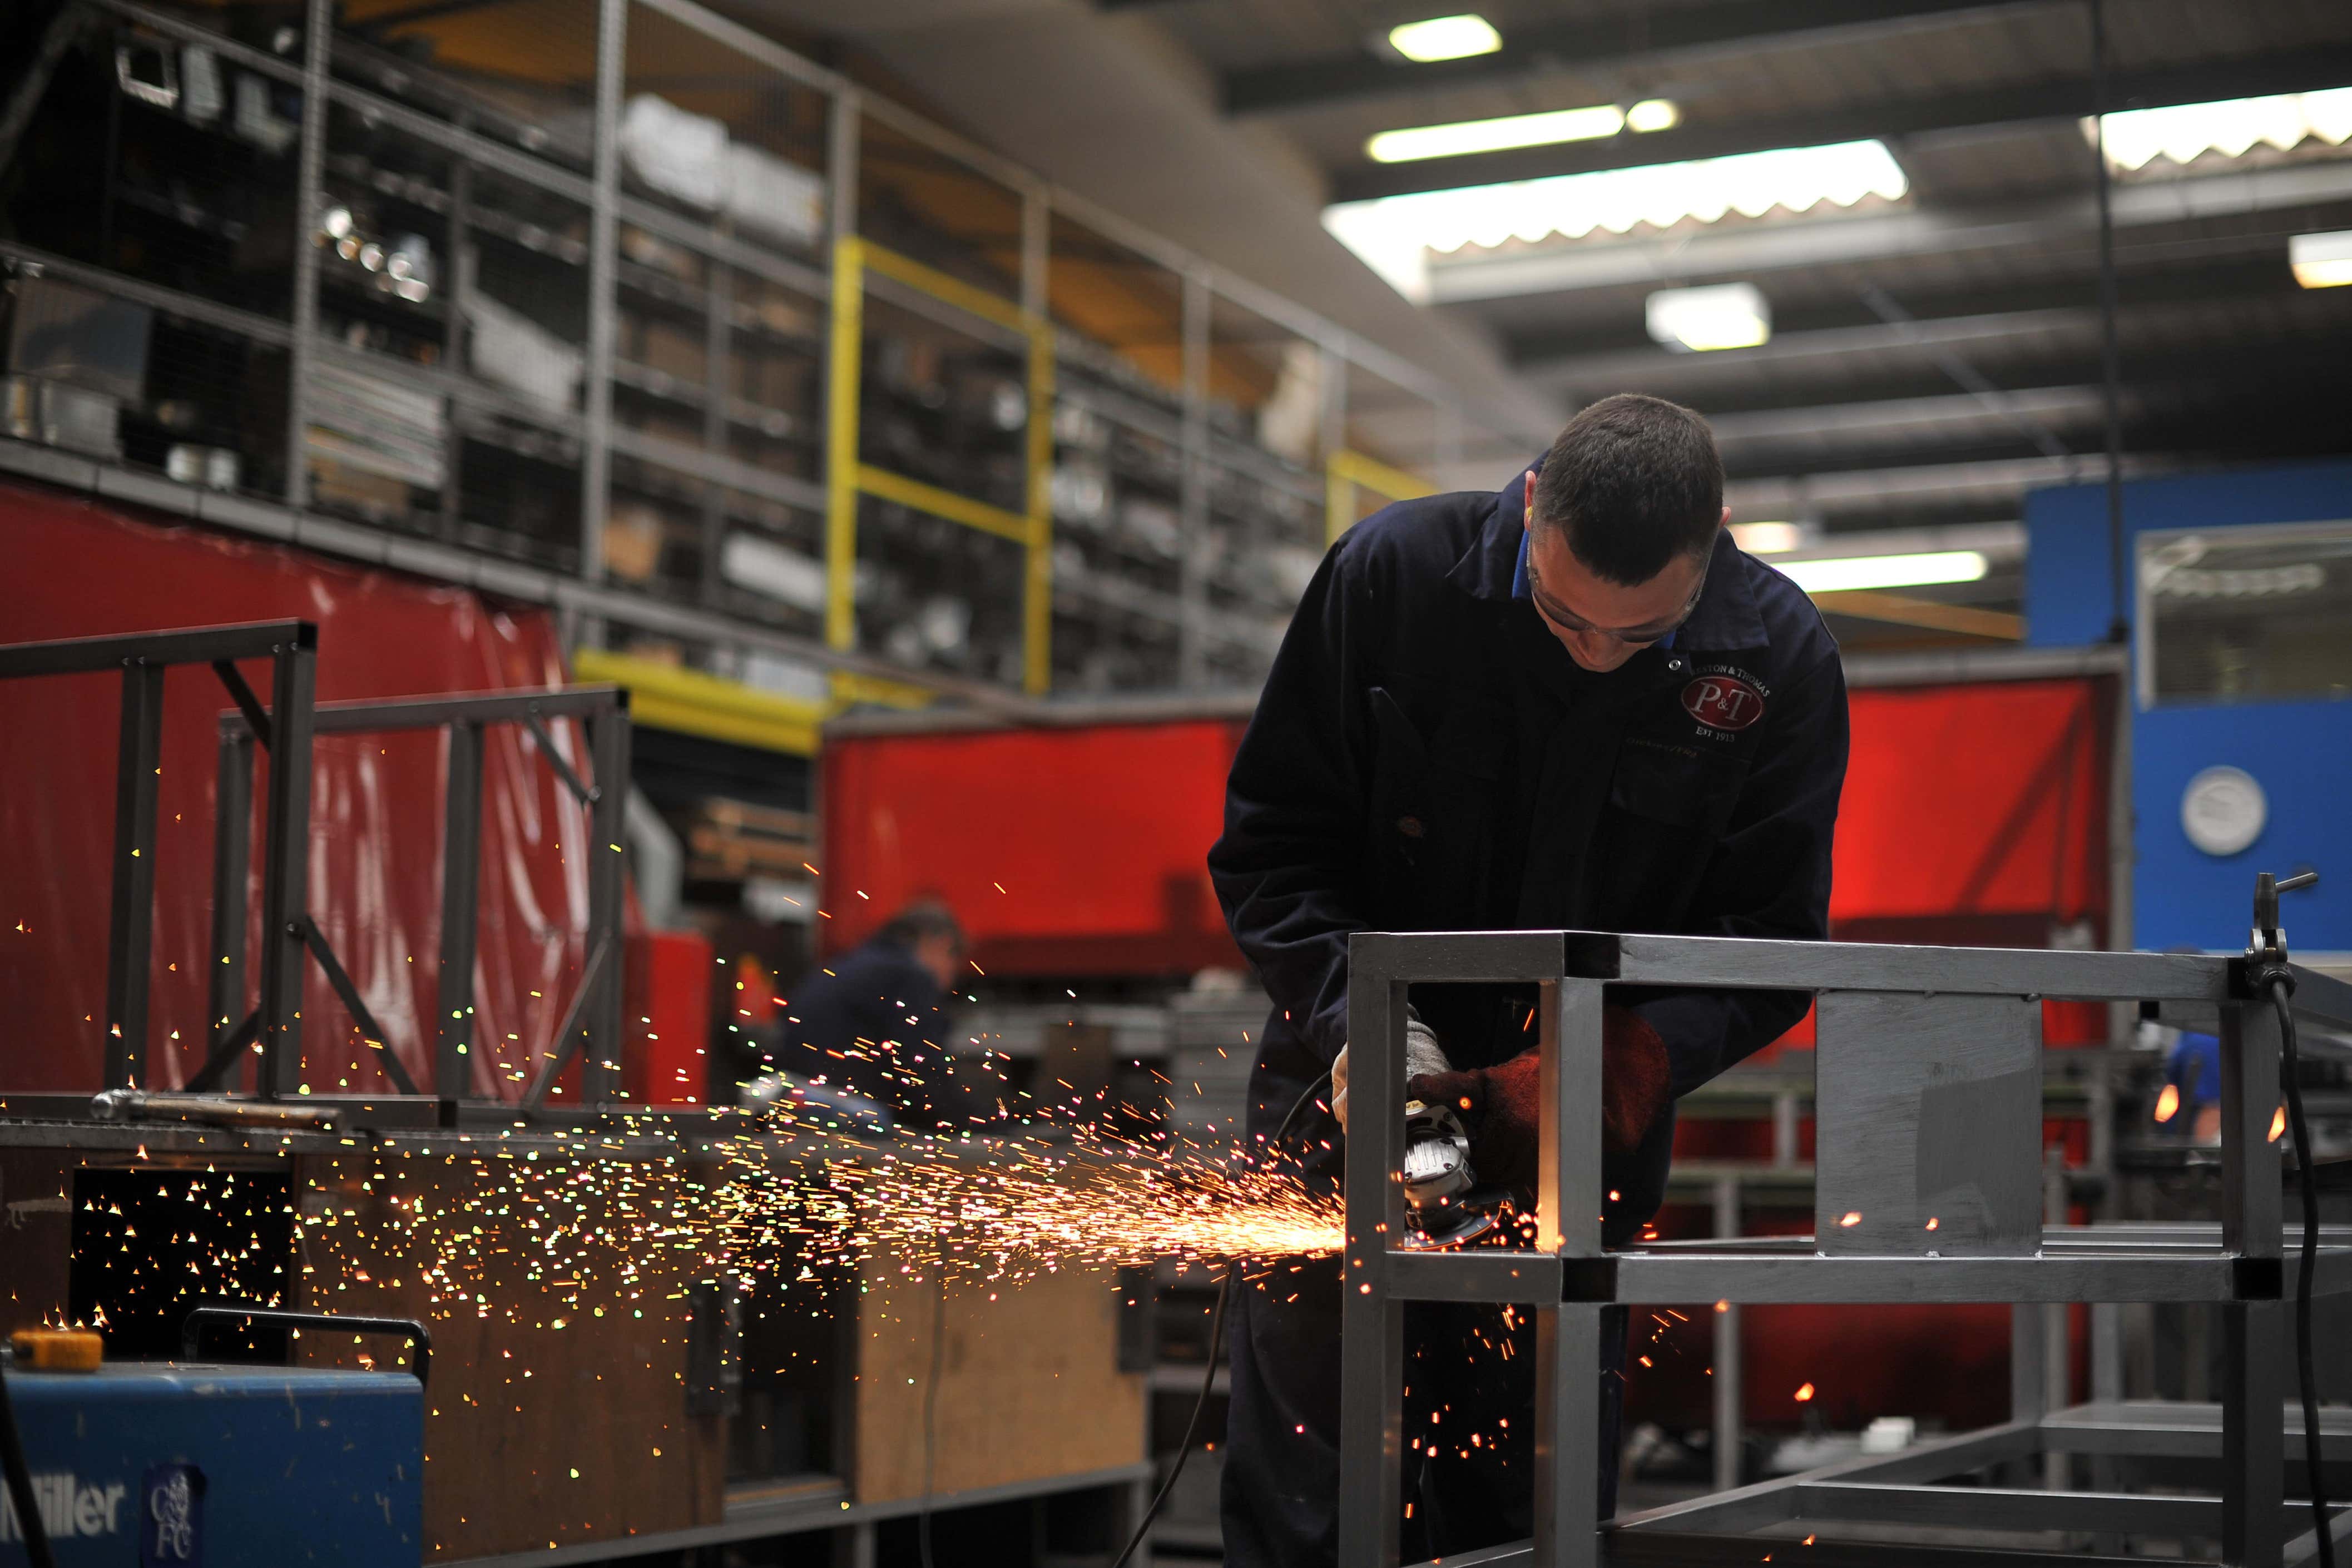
[2137,519,2352,706]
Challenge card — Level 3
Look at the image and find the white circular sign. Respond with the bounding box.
[2181,766,2267,857]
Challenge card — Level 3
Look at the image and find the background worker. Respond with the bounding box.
[755,900,974,1129]
[1208,393,1850,1564]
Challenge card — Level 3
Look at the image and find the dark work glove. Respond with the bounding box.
[1405,1004,1672,1194]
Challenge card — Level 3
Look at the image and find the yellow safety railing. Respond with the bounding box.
[572,651,933,759]
[573,648,829,756]
[1325,447,1437,546]
[828,236,1057,695]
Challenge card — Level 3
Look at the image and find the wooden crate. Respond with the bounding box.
[853,1240,1143,1504]
[292,1146,728,1559]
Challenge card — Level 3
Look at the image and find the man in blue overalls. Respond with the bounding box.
[1209,394,1850,1563]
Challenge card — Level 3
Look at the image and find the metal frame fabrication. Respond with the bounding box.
[0,0,1527,706]
[0,620,319,1095]
[201,685,631,1114]
[0,621,631,1119]
[1340,929,2352,1568]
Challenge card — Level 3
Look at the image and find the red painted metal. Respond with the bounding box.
[820,716,1249,976]
[0,480,602,1098]
[625,929,715,1108]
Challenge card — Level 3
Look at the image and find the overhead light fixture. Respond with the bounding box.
[1386,14,1502,63]
[1323,140,1906,300]
[1729,520,1809,554]
[1779,550,1989,594]
[2290,230,2352,289]
[1647,282,1770,352]
[2088,86,2352,171]
[1369,102,1630,163]
[1625,98,1680,133]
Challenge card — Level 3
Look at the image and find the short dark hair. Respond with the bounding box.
[878,900,963,950]
[1531,393,1723,585]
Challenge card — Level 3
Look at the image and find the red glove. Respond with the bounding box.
[1405,1005,1671,1194]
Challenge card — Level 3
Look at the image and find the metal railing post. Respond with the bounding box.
[207,722,255,1091]
[254,631,318,1097]
[1338,949,1408,1567]
[283,0,331,508]
[103,659,166,1087]
[823,90,861,664]
[1022,187,1054,696]
[580,0,627,587]
[1712,1174,1744,1495]
[1177,271,1210,689]
[1534,975,1608,1568]
[434,721,484,1105]
[583,701,631,1104]
[2219,995,2286,1567]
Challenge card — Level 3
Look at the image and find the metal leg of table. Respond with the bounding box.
[1125,1473,1154,1568]
[1533,977,1610,1568]
[2043,1144,2071,1492]
[2224,1299,2288,1567]
[1712,1175,1742,1496]
[1339,964,1408,1567]
[2088,1300,2125,1551]
[1535,1303,1604,1568]
[2222,993,2286,1568]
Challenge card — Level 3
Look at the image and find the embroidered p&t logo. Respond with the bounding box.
[1680,674,1766,732]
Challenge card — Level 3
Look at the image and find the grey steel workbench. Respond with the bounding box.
[1339,930,2352,1568]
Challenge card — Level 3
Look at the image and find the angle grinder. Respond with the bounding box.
[1397,1097,1505,1250]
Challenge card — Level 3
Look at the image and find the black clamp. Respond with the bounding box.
[2235,869,2318,999]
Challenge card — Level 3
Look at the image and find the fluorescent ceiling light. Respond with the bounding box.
[1369,103,1628,163]
[1730,520,1808,554]
[1625,98,1680,133]
[1647,282,1770,351]
[2290,229,2352,289]
[1780,550,1989,594]
[1387,14,1502,63]
[1323,139,1906,300]
[2088,86,2352,171]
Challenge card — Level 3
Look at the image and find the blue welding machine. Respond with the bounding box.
[2,1363,423,1566]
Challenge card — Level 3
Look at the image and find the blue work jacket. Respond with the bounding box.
[1209,466,1849,1238]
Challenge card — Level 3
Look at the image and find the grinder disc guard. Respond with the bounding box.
[1396,1099,1504,1251]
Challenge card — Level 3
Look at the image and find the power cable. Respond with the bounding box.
[1108,1072,1330,1568]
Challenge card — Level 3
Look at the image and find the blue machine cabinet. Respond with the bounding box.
[2,1363,422,1565]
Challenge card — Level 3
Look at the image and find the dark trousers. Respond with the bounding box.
[1219,1254,1627,1567]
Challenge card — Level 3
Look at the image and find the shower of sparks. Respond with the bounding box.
[41,1052,1348,1354]
[717,1078,1344,1286]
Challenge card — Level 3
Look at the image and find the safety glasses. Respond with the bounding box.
[1525,542,1711,646]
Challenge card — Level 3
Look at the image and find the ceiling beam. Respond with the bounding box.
[1809,592,2026,641]
[1223,0,2042,120]
[1326,46,2352,204]
[1722,453,2166,516]
[1519,306,2098,389]
[1426,160,2352,302]
[1705,385,2113,447]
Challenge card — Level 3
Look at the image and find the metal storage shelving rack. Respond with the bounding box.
[0,0,1528,710]
[1341,929,2352,1568]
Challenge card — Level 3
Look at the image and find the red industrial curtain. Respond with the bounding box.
[821,679,2110,979]
[820,719,1248,976]
[1832,678,2111,940]
[0,481,587,1098]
